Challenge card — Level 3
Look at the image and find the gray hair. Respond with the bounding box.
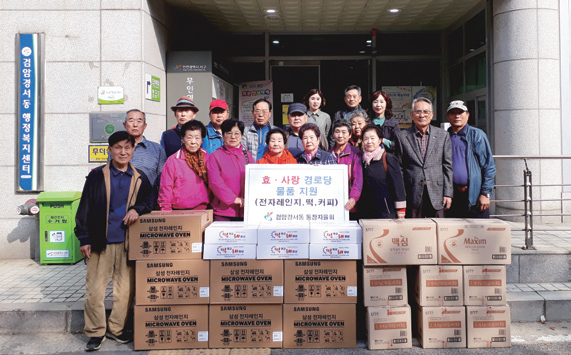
[411,97,433,112]
[348,109,369,123]
[344,85,362,96]
[125,109,146,123]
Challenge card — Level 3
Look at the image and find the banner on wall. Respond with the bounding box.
[238,80,273,126]
[382,86,437,129]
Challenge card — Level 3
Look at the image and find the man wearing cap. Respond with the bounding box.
[446,100,496,218]
[161,96,199,157]
[285,103,307,158]
[202,99,229,154]
[242,98,276,161]
[75,131,154,351]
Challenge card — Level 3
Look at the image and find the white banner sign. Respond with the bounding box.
[244,165,349,224]
[238,80,273,126]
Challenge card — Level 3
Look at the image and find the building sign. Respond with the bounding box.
[98,86,124,104]
[17,33,42,192]
[89,112,126,142]
[88,145,108,163]
[244,165,349,224]
[239,80,273,126]
[145,74,160,102]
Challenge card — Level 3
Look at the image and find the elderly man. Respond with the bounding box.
[75,131,154,351]
[242,98,276,161]
[395,97,453,218]
[332,85,364,146]
[109,109,166,195]
[446,100,496,218]
[161,96,199,157]
[202,99,230,154]
[285,103,307,158]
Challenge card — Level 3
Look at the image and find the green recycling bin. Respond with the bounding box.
[37,191,83,264]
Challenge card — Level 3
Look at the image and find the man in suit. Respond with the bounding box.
[395,97,453,218]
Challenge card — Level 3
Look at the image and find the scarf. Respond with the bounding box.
[183,146,207,183]
[373,116,386,126]
[363,146,384,166]
[261,149,296,164]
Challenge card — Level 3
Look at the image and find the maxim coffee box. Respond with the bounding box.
[309,221,363,244]
[134,304,208,350]
[415,265,463,307]
[204,221,258,244]
[256,244,309,259]
[202,244,257,260]
[363,266,408,307]
[210,259,284,304]
[466,306,511,348]
[257,223,310,244]
[129,210,212,260]
[282,304,356,349]
[135,260,209,305]
[284,260,357,304]
[209,304,283,348]
[433,218,511,265]
[360,219,437,266]
[417,306,466,348]
[464,266,507,306]
[366,305,412,350]
[309,243,362,260]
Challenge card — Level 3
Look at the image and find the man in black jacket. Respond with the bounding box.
[75,131,154,351]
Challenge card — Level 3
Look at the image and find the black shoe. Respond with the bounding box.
[106,331,133,344]
[85,336,105,351]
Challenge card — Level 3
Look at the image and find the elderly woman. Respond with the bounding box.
[158,120,209,211]
[257,128,297,164]
[358,124,406,219]
[297,123,336,165]
[303,88,331,151]
[349,110,369,151]
[370,90,400,153]
[206,119,253,221]
[329,120,363,218]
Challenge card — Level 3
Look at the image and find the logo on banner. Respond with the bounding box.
[22,47,32,56]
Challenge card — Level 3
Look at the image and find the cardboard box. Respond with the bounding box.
[256,244,309,259]
[360,219,437,266]
[417,306,466,348]
[283,304,356,349]
[309,221,363,244]
[466,306,511,348]
[204,221,258,244]
[363,266,408,307]
[464,266,507,306]
[257,223,310,244]
[135,260,209,305]
[434,218,511,265]
[209,304,283,348]
[284,260,357,304]
[366,305,412,350]
[210,259,284,304]
[202,244,257,259]
[415,265,463,307]
[129,210,212,260]
[134,305,208,350]
[309,243,362,260]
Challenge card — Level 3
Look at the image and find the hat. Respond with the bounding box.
[171,96,199,113]
[447,100,468,112]
[209,99,229,112]
[287,103,307,115]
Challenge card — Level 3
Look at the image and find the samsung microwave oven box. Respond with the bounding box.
[129,210,212,260]
[363,266,408,307]
[415,265,464,307]
[282,303,356,349]
[204,221,258,244]
[134,304,208,350]
[202,244,257,260]
[360,219,437,266]
[209,304,283,348]
[417,306,466,348]
[433,218,511,265]
[309,221,363,244]
[256,243,309,259]
[209,259,284,304]
[466,306,511,348]
[309,243,362,260]
[257,223,310,244]
[135,260,210,305]
[464,265,507,306]
[366,305,412,350]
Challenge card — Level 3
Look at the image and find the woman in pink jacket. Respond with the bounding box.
[206,119,253,221]
[158,120,210,210]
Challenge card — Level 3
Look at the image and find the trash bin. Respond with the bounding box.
[36,191,83,264]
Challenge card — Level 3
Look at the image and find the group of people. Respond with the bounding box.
[73,85,495,351]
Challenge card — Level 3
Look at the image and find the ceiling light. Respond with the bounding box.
[359,51,366,54]
[273,40,280,44]
[387,8,400,13]
[266,9,276,14]
[366,40,372,44]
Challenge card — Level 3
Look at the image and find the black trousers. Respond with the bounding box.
[446,188,490,218]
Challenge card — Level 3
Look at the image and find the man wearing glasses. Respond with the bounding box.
[242,98,276,161]
[395,97,453,218]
